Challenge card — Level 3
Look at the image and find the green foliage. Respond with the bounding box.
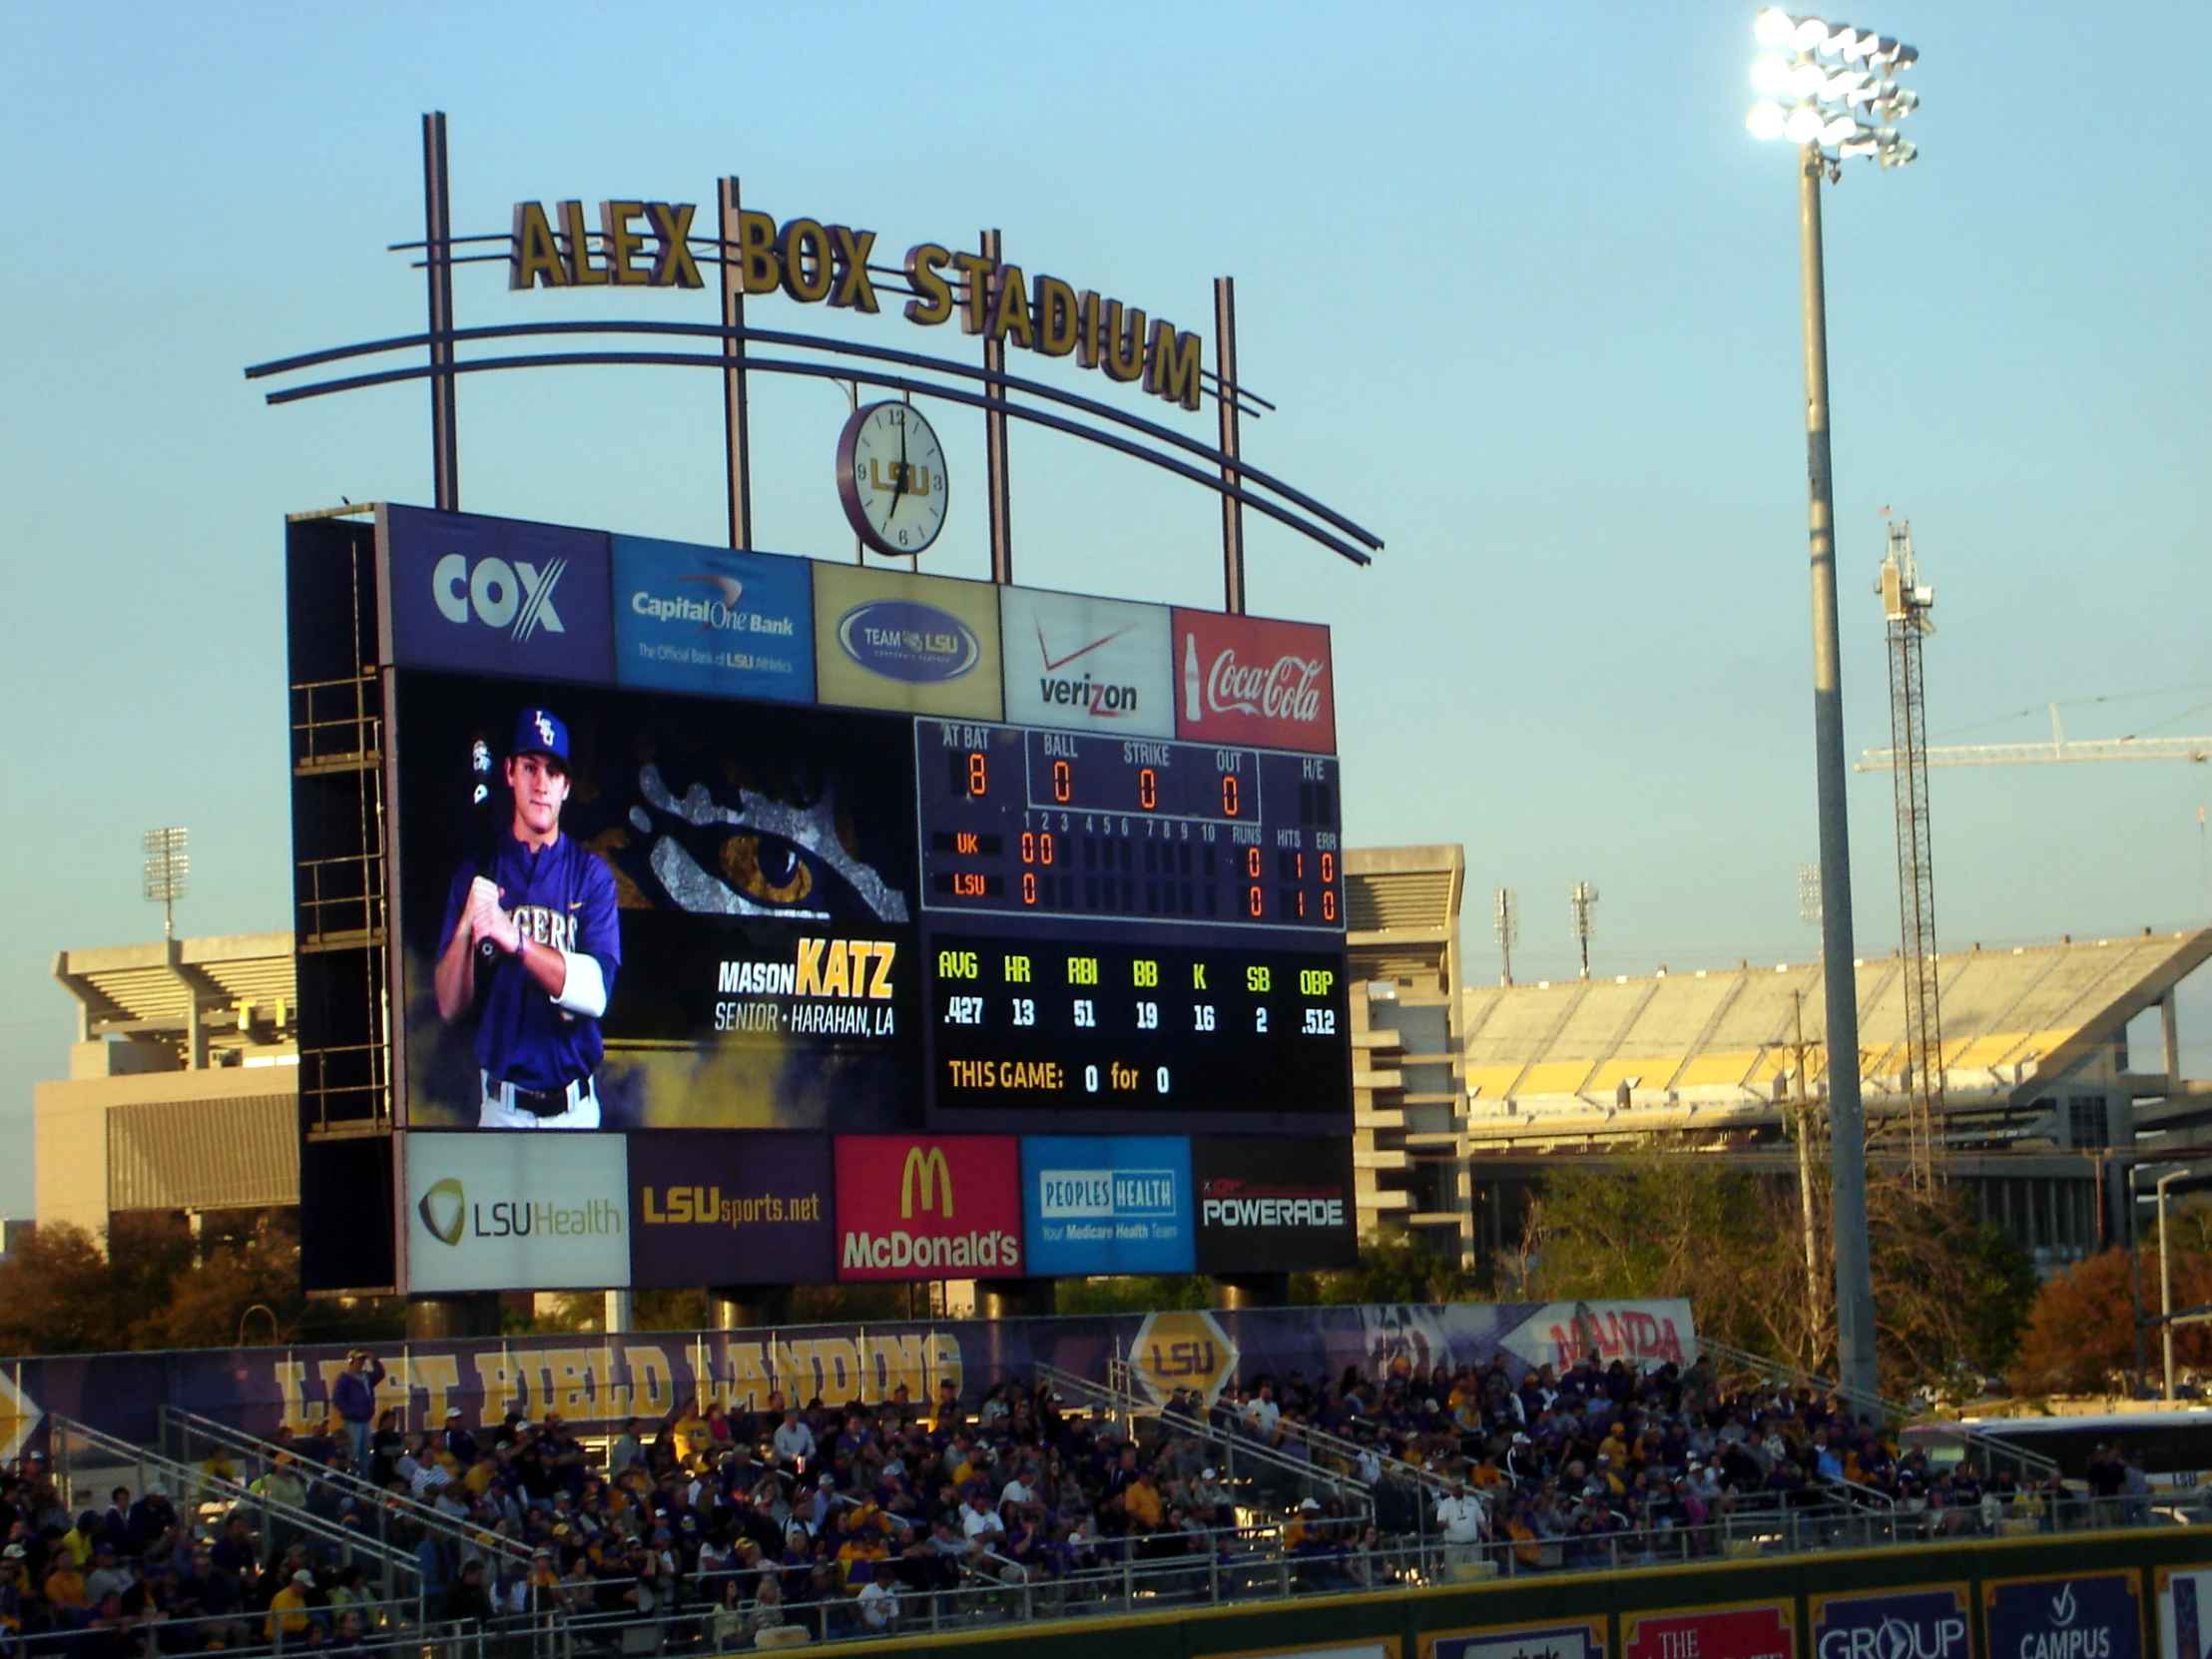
[1515,1151,2036,1398]
[1298,1231,1477,1306]
[1056,1276,1214,1315]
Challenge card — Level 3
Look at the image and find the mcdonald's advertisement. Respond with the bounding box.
[833,1134,1022,1281]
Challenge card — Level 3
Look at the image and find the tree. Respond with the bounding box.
[1057,1276,1214,1315]
[1516,1150,2035,1399]
[2012,1243,2212,1397]
[1299,1232,1477,1306]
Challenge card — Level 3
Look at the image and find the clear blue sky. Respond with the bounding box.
[3,3,2208,1218]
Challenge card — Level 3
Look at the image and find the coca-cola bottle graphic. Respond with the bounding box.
[1183,633,1202,722]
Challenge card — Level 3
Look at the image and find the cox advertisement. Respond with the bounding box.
[1172,606,1335,754]
[404,1132,629,1292]
[1623,1605,1792,1659]
[1985,1574,2142,1659]
[998,587,1175,738]
[1424,1621,1604,1659]
[813,565,1004,720]
[834,1135,1022,1281]
[1192,1134,1358,1273]
[611,536,815,703]
[383,506,615,684]
[1021,1136,1193,1276]
[392,670,920,1132]
[627,1132,835,1288]
[1809,1588,1969,1659]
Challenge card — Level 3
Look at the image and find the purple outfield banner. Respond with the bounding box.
[627,1132,835,1289]
[0,1300,1697,1459]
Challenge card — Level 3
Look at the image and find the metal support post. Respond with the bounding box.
[1215,276,1246,614]
[2161,1168,2181,1399]
[1796,142,1879,1413]
[982,229,1012,582]
[421,113,458,511]
[719,178,754,549]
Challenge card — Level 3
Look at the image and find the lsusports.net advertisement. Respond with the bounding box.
[394,670,921,1132]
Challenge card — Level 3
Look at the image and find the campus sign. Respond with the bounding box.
[507,199,1206,410]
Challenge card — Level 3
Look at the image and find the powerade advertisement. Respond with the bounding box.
[611,536,816,703]
[1985,1574,2142,1659]
[392,670,921,1132]
[1192,1134,1358,1273]
[1021,1135,1194,1276]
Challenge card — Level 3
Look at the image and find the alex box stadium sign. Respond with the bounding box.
[833,1136,1023,1282]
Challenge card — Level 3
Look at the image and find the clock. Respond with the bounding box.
[836,399,948,557]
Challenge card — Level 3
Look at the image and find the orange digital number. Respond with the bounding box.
[1248,885,1265,917]
[967,752,987,797]
[1053,760,1072,804]
[1321,851,1336,883]
[1246,847,1263,878]
[1040,831,1055,865]
[1022,871,1037,905]
[1222,775,1240,817]
[1020,830,1036,864]
[1138,768,1157,811]
[1323,888,1338,922]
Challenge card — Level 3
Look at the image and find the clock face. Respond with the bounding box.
[836,401,948,557]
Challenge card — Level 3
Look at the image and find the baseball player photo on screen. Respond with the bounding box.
[395,670,923,1133]
[431,707,620,1128]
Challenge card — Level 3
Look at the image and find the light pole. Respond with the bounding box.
[1569,882,1598,981]
[1745,8,1919,1416]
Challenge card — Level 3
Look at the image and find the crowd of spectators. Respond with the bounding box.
[0,1345,2168,1653]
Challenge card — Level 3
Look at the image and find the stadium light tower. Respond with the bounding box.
[144,827,190,940]
[1569,882,1598,980]
[1494,887,1519,986]
[1746,6,1920,1417]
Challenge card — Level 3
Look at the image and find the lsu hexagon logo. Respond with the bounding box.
[1130,1308,1239,1406]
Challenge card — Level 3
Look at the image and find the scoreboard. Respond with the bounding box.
[293,504,1358,1295]
[914,719,1349,1129]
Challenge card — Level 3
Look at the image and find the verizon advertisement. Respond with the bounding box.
[1192,1135,1358,1274]
[1171,608,1336,755]
[998,587,1175,738]
[834,1135,1022,1282]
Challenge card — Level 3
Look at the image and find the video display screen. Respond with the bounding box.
[393,670,921,1132]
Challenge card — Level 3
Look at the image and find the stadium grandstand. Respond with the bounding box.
[1345,847,2212,1277]
[33,933,298,1241]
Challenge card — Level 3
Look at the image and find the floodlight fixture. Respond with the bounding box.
[1743,9,1918,168]
[144,826,190,939]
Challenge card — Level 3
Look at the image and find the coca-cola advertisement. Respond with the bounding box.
[1170,609,1336,754]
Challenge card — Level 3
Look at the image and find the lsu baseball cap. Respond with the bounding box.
[512,709,571,766]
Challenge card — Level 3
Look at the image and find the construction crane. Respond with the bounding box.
[1858,707,2212,769]
[1879,519,1942,1190]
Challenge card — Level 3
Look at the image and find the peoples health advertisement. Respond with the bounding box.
[1021,1135,1193,1276]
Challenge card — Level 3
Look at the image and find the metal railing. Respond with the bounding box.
[51,1415,424,1610]
[14,1595,456,1659]
[1035,1365,1379,1520]
[161,1406,536,1576]
[1696,1338,2064,1483]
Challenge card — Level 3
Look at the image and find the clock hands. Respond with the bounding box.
[883,418,909,524]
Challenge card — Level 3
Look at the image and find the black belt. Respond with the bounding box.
[500,1077,594,1117]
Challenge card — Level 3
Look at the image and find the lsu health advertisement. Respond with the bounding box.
[392,669,921,1132]
[0,1299,1696,1455]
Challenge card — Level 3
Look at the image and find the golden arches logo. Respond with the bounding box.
[900,1146,953,1219]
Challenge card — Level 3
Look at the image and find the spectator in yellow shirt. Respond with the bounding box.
[267,1569,314,1639]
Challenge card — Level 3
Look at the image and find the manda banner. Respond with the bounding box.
[0,1299,1695,1458]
